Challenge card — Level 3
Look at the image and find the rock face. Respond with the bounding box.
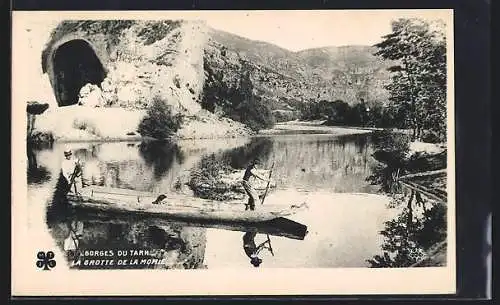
[205,29,393,114]
[39,20,251,140]
[37,20,392,140]
[42,20,205,113]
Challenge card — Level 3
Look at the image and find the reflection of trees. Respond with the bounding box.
[367,198,446,267]
[221,137,274,169]
[27,144,51,185]
[366,131,447,267]
[138,141,185,179]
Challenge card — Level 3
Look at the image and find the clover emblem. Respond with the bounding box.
[36,251,56,270]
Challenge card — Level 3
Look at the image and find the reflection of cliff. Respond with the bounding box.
[68,142,186,192]
[48,216,207,270]
[187,134,376,198]
[265,134,375,192]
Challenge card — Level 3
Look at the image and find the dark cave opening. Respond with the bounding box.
[52,40,106,107]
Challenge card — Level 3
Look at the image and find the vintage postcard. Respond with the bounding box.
[12,9,456,296]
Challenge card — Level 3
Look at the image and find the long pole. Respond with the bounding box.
[260,161,275,256]
[261,162,275,205]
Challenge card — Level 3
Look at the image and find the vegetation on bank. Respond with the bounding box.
[294,18,447,143]
[188,155,237,201]
[374,18,447,142]
[298,99,395,128]
[366,130,447,267]
[137,96,184,140]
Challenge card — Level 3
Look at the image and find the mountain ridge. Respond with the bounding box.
[206,27,392,111]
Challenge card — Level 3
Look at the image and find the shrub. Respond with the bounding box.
[367,130,411,193]
[371,129,410,157]
[272,110,300,123]
[137,96,183,139]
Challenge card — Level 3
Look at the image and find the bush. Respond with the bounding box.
[371,129,410,157]
[367,130,411,193]
[137,97,183,139]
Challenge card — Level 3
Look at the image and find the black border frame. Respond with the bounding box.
[6,0,491,301]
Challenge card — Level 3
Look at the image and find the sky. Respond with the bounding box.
[13,9,452,52]
[201,10,450,51]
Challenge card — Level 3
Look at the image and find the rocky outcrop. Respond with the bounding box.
[37,20,251,141]
[41,20,206,112]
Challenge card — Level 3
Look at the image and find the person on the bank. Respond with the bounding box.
[60,147,84,195]
[242,232,272,267]
[242,159,270,210]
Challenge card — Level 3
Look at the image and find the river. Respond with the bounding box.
[26,131,399,270]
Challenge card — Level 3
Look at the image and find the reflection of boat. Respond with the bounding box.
[67,186,308,224]
[74,212,308,240]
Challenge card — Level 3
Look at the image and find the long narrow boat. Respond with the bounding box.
[67,186,308,223]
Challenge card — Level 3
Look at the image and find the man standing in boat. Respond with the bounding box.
[242,158,270,211]
[60,147,84,195]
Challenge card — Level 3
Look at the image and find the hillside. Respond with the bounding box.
[205,29,393,114]
[294,45,393,106]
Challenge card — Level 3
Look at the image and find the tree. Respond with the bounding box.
[374,18,447,142]
[137,96,183,140]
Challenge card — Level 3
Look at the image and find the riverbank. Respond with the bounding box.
[258,120,374,136]
[31,113,378,144]
[31,105,253,142]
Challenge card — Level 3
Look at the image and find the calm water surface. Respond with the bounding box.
[27,133,396,269]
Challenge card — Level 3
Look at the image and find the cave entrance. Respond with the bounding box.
[52,39,106,107]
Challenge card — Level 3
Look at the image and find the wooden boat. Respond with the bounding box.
[67,186,308,224]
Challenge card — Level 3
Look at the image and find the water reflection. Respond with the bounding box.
[222,137,274,169]
[27,144,51,185]
[242,232,273,268]
[28,133,386,269]
[189,134,376,197]
[366,131,447,267]
[46,191,207,270]
[139,141,185,179]
[366,198,447,267]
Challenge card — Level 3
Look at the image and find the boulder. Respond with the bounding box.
[78,83,105,107]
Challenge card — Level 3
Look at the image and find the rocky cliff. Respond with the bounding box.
[205,29,393,112]
[37,20,251,141]
[33,20,392,141]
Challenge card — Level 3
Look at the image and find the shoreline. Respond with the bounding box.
[30,120,379,144]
